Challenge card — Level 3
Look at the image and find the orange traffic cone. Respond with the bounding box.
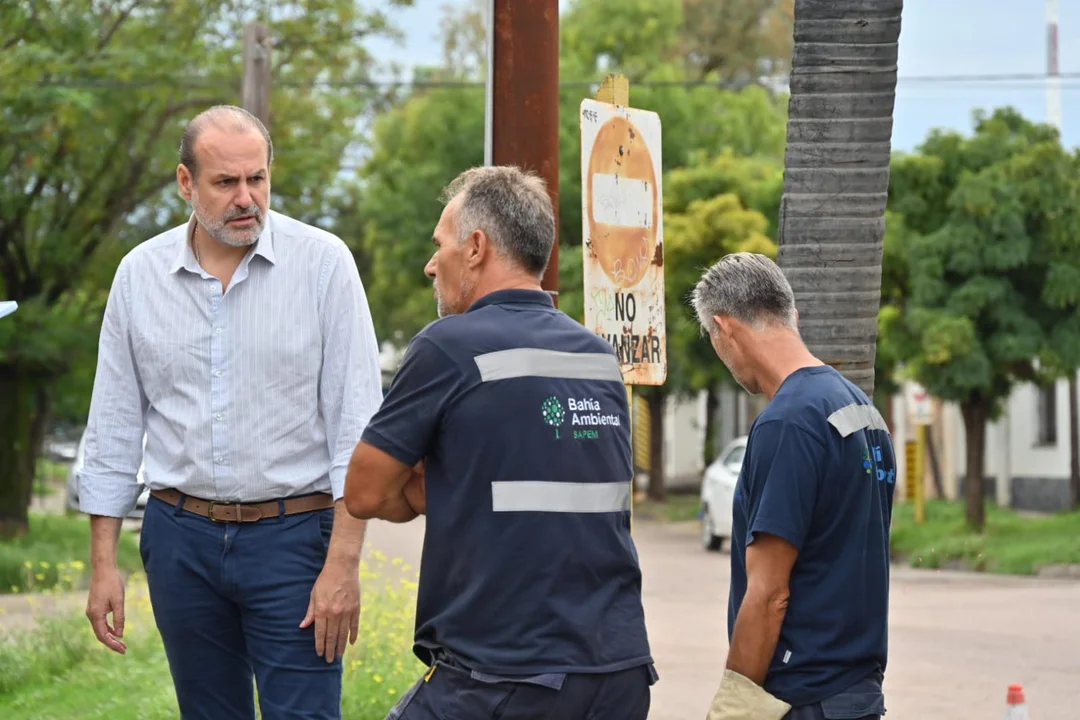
[1005,683,1029,720]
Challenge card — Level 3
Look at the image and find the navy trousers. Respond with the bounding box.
[386,651,655,720]
[139,493,342,720]
[783,672,886,720]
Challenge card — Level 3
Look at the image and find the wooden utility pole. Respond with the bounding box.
[486,0,560,305]
[242,22,272,126]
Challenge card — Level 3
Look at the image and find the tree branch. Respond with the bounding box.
[98,0,139,51]
[2,2,40,50]
[0,134,71,295]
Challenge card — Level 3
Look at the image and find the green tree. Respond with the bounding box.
[350,0,791,498]
[0,0,408,536]
[775,0,904,398]
[350,86,486,344]
[883,107,1080,531]
[664,152,781,465]
[351,0,789,346]
[680,0,794,83]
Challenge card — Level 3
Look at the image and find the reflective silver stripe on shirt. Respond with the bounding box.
[491,481,632,513]
[474,348,624,383]
[827,403,890,438]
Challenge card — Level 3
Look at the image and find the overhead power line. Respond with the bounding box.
[18,70,1080,91]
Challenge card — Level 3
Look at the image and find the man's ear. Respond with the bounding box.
[176,164,193,202]
[711,314,734,341]
[465,229,487,269]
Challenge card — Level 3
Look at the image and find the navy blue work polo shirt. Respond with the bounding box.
[728,366,896,707]
[360,289,653,677]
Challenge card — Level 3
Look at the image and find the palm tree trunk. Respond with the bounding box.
[775,0,904,398]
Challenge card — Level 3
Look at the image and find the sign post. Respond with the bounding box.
[580,74,667,519]
[904,381,931,525]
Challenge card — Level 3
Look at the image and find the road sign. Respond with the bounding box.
[904,381,933,426]
[580,97,666,386]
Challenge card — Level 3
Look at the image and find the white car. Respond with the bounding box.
[65,431,149,519]
[699,436,747,552]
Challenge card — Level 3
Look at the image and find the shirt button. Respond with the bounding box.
[215,414,223,421]
[215,328,223,335]
[215,370,222,377]
[215,457,225,465]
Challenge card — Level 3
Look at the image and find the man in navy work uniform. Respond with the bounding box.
[343,165,657,719]
[690,253,894,720]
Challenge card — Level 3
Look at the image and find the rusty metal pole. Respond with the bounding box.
[486,0,561,306]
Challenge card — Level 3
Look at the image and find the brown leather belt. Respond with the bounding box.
[150,488,334,523]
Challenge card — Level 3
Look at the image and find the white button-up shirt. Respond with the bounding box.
[78,210,383,518]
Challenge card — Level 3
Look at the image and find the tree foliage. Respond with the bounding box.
[343,0,791,498]
[351,0,789,347]
[882,107,1080,530]
[663,151,782,396]
[680,0,794,82]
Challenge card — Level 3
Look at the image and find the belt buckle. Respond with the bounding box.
[206,501,229,523]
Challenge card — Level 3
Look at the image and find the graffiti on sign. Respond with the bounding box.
[580,98,666,386]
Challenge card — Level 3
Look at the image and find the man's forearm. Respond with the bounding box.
[89,516,124,570]
[725,589,788,685]
[325,501,368,564]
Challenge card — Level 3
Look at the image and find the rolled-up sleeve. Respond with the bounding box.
[78,258,148,518]
[318,242,384,500]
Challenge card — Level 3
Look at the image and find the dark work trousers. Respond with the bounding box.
[139,493,342,720]
[385,650,657,720]
[783,672,886,720]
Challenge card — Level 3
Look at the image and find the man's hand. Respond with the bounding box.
[86,566,127,654]
[300,554,361,663]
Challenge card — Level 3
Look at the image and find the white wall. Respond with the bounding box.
[949,378,1073,482]
[660,386,763,491]
[663,391,708,490]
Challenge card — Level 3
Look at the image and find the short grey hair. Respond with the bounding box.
[691,252,797,333]
[179,105,274,178]
[439,165,555,276]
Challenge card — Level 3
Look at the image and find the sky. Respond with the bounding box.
[362,0,1080,152]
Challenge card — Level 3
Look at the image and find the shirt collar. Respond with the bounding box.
[168,212,276,275]
[466,288,554,312]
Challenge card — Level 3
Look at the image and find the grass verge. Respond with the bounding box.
[0,552,425,720]
[890,500,1080,575]
[631,491,702,523]
[0,513,144,594]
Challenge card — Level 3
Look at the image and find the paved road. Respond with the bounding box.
[4,517,1077,718]
[364,517,1080,719]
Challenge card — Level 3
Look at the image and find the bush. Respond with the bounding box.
[0,513,143,594]
[343,551,426,716]
[0,553,424,720]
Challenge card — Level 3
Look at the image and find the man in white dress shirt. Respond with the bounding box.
[79,105,383,720]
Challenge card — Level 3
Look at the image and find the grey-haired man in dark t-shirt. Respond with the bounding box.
[691,253,894,720]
